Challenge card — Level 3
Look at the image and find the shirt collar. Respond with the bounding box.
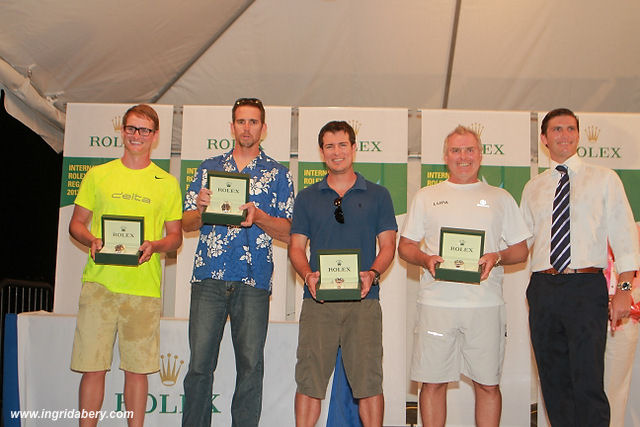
[318,172,367,193]
[444,179,483,189]
[222,148,265,171]
[550,153,582,176]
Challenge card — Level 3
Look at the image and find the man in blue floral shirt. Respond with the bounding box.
[181,98,295,427]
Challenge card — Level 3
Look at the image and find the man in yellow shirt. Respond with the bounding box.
[69,104,182,427]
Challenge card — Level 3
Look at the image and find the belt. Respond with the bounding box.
[537,267,603,275]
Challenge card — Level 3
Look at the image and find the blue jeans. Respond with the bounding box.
[182,279,270,427]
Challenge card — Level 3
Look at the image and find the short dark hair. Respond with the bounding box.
[123,104,159,130]
[232,98,265,123]
[318,121,356,148]
[541,108,579,135]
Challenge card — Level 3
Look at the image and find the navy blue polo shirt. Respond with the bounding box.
[291,172,397,299]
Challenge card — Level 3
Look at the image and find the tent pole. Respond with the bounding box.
[152,0,256,103]
[442,0,462,109]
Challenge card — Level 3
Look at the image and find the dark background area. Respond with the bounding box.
[0,90,62,288]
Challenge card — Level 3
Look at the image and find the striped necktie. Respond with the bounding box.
[550,165,570,272]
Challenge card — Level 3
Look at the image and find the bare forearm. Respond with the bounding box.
[398,240,428,268]
[151,232,182,253]
[69,219,97,248]
[182,209,203,232]
[288,247,312,279]
[495,241,528,265]
[371,245,395,275]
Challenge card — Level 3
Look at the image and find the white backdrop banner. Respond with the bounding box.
[297,107,408,426]
[16,313,297,426]
[419,110,532,427]
[53,103,174,314]
[176,105,292,319]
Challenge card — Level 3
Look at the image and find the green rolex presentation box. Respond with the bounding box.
[94,215,144,266]
[202,170,250,226]
[435,227,485,284]
[316,249,361,301]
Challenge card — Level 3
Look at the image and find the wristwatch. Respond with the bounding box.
[494,251,502,267]
[617,281,633,291]
[369,269,381,286]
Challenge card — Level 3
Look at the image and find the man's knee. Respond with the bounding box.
[473,381,500,395]
[422,382,448,394]
[81,371,107,384]
[124,371,149,386]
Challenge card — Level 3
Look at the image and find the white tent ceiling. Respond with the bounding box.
[2,0,640,153]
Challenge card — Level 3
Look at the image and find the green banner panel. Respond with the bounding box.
[152,159,170,174]
[180,160,204,197]
[60,157,112,207]
[421,164,449,188]
[354,163,407,215]
[616,169,640,221]
[298,162,327,189]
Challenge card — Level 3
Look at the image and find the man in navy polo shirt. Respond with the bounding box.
[288,120,397,427]
[181,98,295,427]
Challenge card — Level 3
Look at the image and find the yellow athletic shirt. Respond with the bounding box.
[74,159,182,297]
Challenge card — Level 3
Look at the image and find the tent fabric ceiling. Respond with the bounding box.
[1,0,640,153]
[0,0,253,150]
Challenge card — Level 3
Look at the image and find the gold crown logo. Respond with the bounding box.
[159,353,184,386]
[112,116,122,132]
[469,122,484,137]
[585,125,600,143]
[348,120,362,137]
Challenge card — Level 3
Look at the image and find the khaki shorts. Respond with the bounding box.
[295,298,383,399]
[411,304,506,386]
[70,281,161,374]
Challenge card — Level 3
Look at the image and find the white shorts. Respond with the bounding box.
[411,304,506,385]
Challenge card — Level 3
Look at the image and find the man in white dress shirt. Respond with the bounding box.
[520,108,640,426]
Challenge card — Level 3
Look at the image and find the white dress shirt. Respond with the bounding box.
[520,154,640,274]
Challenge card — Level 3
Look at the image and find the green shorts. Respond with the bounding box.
[295,298,383,399]
[70,281,161,374]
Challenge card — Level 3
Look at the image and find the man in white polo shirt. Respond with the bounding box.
[399,125,530,427]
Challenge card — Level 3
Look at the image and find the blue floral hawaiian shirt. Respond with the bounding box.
[184,149,294,292]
